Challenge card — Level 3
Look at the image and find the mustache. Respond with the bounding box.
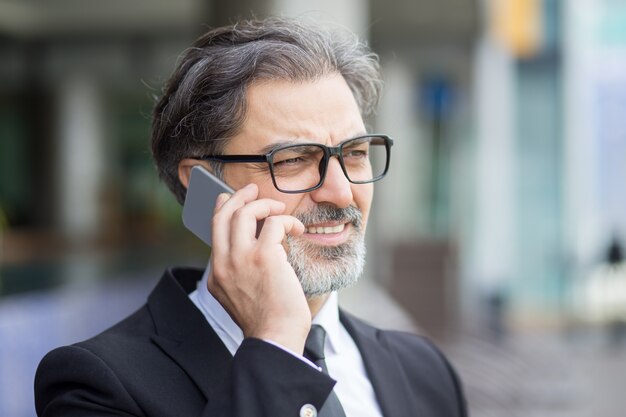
[293,204,362,230]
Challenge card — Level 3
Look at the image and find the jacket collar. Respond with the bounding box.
[146,267,419,417]
[147,267,232,404]
[340,310,422,417]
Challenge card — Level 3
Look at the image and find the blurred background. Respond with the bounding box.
[1,0,626,416]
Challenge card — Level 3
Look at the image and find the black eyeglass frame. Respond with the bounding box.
[195,134,394,194]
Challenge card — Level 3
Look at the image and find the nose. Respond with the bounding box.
[309,157,353,208]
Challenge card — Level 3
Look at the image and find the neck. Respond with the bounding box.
[307,293,331,318]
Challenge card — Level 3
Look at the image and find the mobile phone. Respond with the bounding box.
[182,165,234,246]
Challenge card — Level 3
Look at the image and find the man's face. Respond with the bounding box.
[221,74,373,295]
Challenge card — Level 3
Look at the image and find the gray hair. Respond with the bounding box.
[151,17,383,204]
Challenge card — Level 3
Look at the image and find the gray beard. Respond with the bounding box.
[286,205,366,297]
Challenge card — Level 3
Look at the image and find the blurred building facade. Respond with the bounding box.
[3,1,626,417]
[1,0,626,335]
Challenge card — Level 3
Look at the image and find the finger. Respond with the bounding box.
[256,215,305,246]
[212,183,259,256]
[214,183,257,215]
[215,192,231,211]
[230,198,287,248]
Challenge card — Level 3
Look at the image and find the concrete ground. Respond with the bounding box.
[444,329,626,417]
[341,280,626,417]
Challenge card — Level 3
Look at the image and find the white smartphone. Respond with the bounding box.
[182,165,234,246]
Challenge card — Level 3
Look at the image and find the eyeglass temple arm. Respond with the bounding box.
[200,155,269,163]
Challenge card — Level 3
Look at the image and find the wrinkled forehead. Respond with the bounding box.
[226,75,366,154]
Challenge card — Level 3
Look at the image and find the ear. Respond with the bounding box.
[178,159,209,189]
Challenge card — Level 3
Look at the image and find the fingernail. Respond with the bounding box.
[216,193,230,208]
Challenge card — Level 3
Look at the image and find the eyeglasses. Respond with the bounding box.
[196,134,393,193]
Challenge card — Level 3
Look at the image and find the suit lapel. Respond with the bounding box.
[340,310,422,417]
[145,269,423,416]
[147,268,233,404]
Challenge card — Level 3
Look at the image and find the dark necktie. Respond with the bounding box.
[304,325,347,417]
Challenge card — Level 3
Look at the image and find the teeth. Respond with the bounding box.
[306,224,345,234]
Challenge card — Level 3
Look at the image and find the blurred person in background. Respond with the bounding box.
[34,17,466,417]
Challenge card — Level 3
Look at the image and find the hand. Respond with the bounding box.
[208,183,310,353]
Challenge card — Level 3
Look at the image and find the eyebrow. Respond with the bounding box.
[258,140,300,154]
[257,132,369,154]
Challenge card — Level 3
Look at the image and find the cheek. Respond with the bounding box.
[223,165,303,214]
[222,167,246,190]
[224,166,274,191]
[280,196,305,217]
[257,185,303,215]
[353,184,373,225]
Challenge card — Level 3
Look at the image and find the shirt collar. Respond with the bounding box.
[195,263,244,353]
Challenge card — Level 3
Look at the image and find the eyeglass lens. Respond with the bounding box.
[271,136,388,192]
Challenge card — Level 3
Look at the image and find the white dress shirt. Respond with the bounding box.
[189,263,384,417]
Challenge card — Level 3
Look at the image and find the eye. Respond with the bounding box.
[272,145,324,170]
[274,156,305,166]
[343,148,368,159]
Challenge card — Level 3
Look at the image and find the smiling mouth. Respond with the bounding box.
[305,223,346,234]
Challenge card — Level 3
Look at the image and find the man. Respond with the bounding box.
[35,18,467,417]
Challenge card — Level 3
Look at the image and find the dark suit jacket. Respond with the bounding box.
[35,267,467,417]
